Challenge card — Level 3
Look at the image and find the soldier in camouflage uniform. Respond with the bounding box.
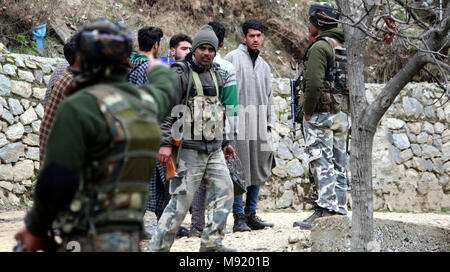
[148,25,236,252]
[293,3,349,229]
[14,19,175,252]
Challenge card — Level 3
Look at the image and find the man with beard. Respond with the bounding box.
[149,25,236,252]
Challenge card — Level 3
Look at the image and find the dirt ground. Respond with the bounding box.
[1,208,449,252]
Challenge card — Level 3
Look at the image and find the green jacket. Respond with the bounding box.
[302,28,345,115]
[27,65,175,237]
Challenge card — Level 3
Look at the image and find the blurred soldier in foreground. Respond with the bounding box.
[14,18,175,252]
[293,3,350,229]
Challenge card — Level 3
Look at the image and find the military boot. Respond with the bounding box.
[188,227,202,238]
[199,245,238,252]
[293,207,335,230]
[245,213,274,230]
[233,214,251,232]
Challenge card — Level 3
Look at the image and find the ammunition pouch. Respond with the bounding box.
[316,82,350,114]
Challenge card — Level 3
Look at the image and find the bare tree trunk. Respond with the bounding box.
[337,0,377,251]
[337,0,449,251]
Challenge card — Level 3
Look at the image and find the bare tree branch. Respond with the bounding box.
[393,0,431,30]
[421,55,450,72]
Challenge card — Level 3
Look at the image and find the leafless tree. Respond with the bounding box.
[334,0,449,251]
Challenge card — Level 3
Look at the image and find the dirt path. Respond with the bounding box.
[1,209,449,252]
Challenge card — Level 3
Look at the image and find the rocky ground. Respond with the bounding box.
[1,208,448,252]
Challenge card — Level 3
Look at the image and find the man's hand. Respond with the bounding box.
[222,145,236,163]
[158,146,172,166]
[14,228,44,252]
[304,114,312,121]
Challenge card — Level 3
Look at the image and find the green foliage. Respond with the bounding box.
[393,11,406,21]
[9,33,38,55]
[16,34,27,47]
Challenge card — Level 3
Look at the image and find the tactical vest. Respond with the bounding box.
[177,61,225,142]
[51,84,160,236]
[305,37,349,114]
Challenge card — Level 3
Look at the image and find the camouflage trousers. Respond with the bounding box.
[148,148,234,252]
[58,231,141,252]
[303,111,349,215]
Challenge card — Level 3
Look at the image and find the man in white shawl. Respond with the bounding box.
[225,19,275,232]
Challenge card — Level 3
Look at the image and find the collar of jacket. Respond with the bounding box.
[130,51,148,61]
[185,52,212,73]
[238,43,260,65]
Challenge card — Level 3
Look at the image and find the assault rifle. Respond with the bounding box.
[289,63,299,139]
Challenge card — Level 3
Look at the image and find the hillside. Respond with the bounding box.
[1,0,446,81]
[0,0,312,78]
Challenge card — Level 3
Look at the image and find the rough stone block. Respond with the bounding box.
[18,70,35,82]
[13,159,35,181]
[287,159,304,177]
[276,190,294,209]
[0,74,11,96]
[2,64,17,76]
[25,146,39,160]
[8,98,24,116]
[392,133,410,150]
[0,164,14,180]
[0,181,14,191]
[34,104,44,119]
[5,122,24,141]
[0,142,25,163]
[10,80,32,98]
[33,88,46,100]
[19,107,37,125]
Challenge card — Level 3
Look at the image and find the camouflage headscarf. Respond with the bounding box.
[71,18,134,92]
[76,18,133,65]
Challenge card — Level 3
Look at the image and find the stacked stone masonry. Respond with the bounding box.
[265,79,449,213]
[0,52,64,207]
[0,52,448,212]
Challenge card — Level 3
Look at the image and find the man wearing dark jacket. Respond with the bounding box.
[14,19,175,252]
[293,2,349,229]
[149,25,236,252]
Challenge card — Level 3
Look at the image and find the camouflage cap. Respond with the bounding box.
[76,18,133,63]
[308,2,339,30]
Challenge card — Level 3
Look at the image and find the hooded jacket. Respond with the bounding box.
[302,28,345,115]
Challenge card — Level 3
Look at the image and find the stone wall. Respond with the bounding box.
[0,52,448,212]
[0,52,64,207]
[261,79,450,212]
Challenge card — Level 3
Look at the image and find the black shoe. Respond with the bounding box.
[233,214,251,232]
[245,213,274,230]
[293,207,335,229]
[176,225,189,237]
[189,227,202,238]
[199,245,237,252]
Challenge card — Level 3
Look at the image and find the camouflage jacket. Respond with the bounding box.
[27,66,175,237]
